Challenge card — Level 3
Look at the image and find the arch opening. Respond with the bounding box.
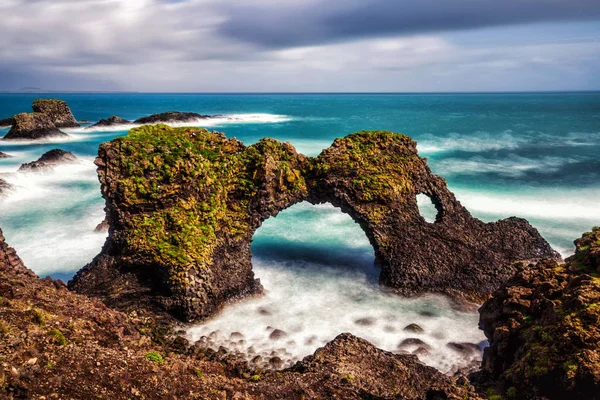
[187,201,485,374]
[417,193,440,223]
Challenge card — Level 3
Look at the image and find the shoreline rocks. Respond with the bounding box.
[477,228,600,399]
[0,178,14,197]
[18,149,78,172]
[32,99,79,128]
[3,113,68,141]
[0,117,14,128]
[0,151,11,158]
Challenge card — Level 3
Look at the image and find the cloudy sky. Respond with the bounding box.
[1,0,600,92]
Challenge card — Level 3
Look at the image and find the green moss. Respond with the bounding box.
[341,374,355,384]
[144,351,164,365]
[250,374,261,382]
[47,328,66,346]
[30,308,46,326]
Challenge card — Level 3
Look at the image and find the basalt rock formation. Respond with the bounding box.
[32,98,79,128]
[134,111,211,124]
[3,113,68,141]
[90,115,131,128]
[18,149,78,172]
[70,126,558,323]
[478,227,600,399]
[0,228,476,399]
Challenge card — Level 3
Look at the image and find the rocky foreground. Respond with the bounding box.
[0,228,479,399]
[70,126,558,322]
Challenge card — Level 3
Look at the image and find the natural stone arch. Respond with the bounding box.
[70,126,559,322]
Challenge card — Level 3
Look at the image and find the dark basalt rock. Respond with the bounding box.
[70,126,559,322]
[18,149,78,172]
[90,115,131,128]
[477,228,600,399]
[0,151,11,158]
[133,111,210,124]
[0,117,14,128]
[31,99,79,128]
[3,113,68,141]
[0,178,14,197]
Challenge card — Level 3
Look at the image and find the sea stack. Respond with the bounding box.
[32,99,80,128]
[90,115,131,128]
[18,149,78,172]
[3,113,68,141]
[134,111,210,124]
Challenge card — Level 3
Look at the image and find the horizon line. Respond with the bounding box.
[1,90,599,95]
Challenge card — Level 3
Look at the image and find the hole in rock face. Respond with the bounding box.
[186,202,484,373]
[417,193,439,223]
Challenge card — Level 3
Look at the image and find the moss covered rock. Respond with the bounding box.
[478,229,600,399]
[70,126,558,322]
[3,113,67,141]
[32,99,79,128]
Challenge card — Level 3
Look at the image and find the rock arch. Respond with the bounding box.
[70,126,559,322]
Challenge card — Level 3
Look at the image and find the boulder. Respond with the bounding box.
[0,152,11,158]
[18,149,78,172]
[31,99,79,128]
[477,230,600,399]
[70,127,558,322]
[3,113,67,141]
[134,111,210,124]
[90,115,131,128]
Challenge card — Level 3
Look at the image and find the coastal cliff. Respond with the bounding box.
[70,126,558,322]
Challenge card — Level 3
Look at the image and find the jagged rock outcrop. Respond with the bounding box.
[70,126,558,322]
[31,99,79,128]
[90,115,131,128]
[1,229,476,399]
[18,149,78,172]
[2,113,68,141]
[0,117,14,128]
[478,227,600,399]
[134,111,211,124]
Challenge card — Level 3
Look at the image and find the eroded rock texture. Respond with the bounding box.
[90,115,131,127]
[478,227,600,399]
[70,126,558,322]
[32,99,79,128]
[3,113,67,141]
[134,111,211,124]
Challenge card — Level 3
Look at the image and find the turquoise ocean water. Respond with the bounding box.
[1,92,598,372]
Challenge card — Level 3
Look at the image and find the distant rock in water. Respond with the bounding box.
[0,178,13,197]
[3,113,68,141]
[90,116,131,128]
[18,149,78,172]
[95,219,109,232]
[32,99,79,128]
[0,117,14,128]
[0,151,11,158]
[134,111,211,124]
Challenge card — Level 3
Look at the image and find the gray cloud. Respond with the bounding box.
[219,0,600,48]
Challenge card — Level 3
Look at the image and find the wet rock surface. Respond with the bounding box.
[70,127,559,323]
[477,227,600,399]
[0,151,11,158]
[18,149,78,172]
[0,178,14,197]
[90,115,131,127]
[3,113,68,141]
[134,111,211,124]
[31,98,79,128]
[0,117,14,127]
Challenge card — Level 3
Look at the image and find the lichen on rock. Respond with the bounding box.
[478,228,600,399]
[70,126,559,322]
[3,113,68,141]
[32,99,79,128]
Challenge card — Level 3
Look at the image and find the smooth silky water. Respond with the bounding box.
[0,92,598,372]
